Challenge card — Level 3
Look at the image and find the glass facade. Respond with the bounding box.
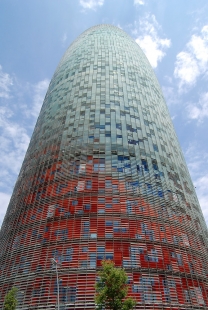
[0,24,208,309]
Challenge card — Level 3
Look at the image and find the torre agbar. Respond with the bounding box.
[1,24,208,310]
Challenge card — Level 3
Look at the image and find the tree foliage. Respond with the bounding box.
[3,287,18,310]
[95,260,136,310]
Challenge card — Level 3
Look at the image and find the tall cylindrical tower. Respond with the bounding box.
[0,25,208,309]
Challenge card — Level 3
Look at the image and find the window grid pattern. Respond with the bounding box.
[0,24,208,309]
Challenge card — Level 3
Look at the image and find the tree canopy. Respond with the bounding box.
[3,287,18,310]
[95,260,136,310]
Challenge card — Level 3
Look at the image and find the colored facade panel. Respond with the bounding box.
[0,24,208,309]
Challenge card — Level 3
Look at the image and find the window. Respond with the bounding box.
[184,290,191,303]
[63,287,76,302]
[153,144,159,152]
[105,233,113,238]
[116,123,122,130]
[84,204,91,210]
[168,280,175,287]
[64,212,70,217]
[123,260,131,268]
[105,203,112,208]
[106,253,113,260]
[146,183,152,193]
[36,265,42,271]
[94,159,105,171]
[132,284,140,293]
[86,180,92,189]
[80,260,88,268]
[126,276,132,284]
[95,124,105,129]
[64,248,73,262]
[141,159,148,171]
[177,254,183,266]
[161,144,166,151]
[152,160,158,170]
[97,247,105,252]
[54,229,68,240]
[83,222,89,232]
[171,252,176,258]
[147,231,155,241]
[164,288,170,302]
[127,205,132,214]
[145,255,158,262]
[56,184,67,194]
[97,247,105,260]
[173,236,179,244]
[78,164,86,173]
[93,164,99,171]
[98,209,105,213]
[141,223,148,232]
[76,181,85,191]
[72,200,78,206]
[90,233,97,238]
[32,229,37,236]
[105,180,112,188]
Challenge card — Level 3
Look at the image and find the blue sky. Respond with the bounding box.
[0,0,208,226]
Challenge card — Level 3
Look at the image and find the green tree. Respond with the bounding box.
[3,287,18,310]
[95,260,136,310]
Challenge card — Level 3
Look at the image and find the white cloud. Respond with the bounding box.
[185,144,208,224]
[0,68,49,225]
[0,108,29,225]
[79,0,104,10]
[0,106,30,183]
[18,79,49,120]
[61,32,68,45]
[0,79,49,186]
[133,15,171,68]
[134,0,144,5]
[174,52,199,87]
[187,92,208,122]
[0,192,11,228]
[174,25,208,90]
[194,175,208,223]
[0,65,13,99]
[162,86,174,104]
[31,79,49,118]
